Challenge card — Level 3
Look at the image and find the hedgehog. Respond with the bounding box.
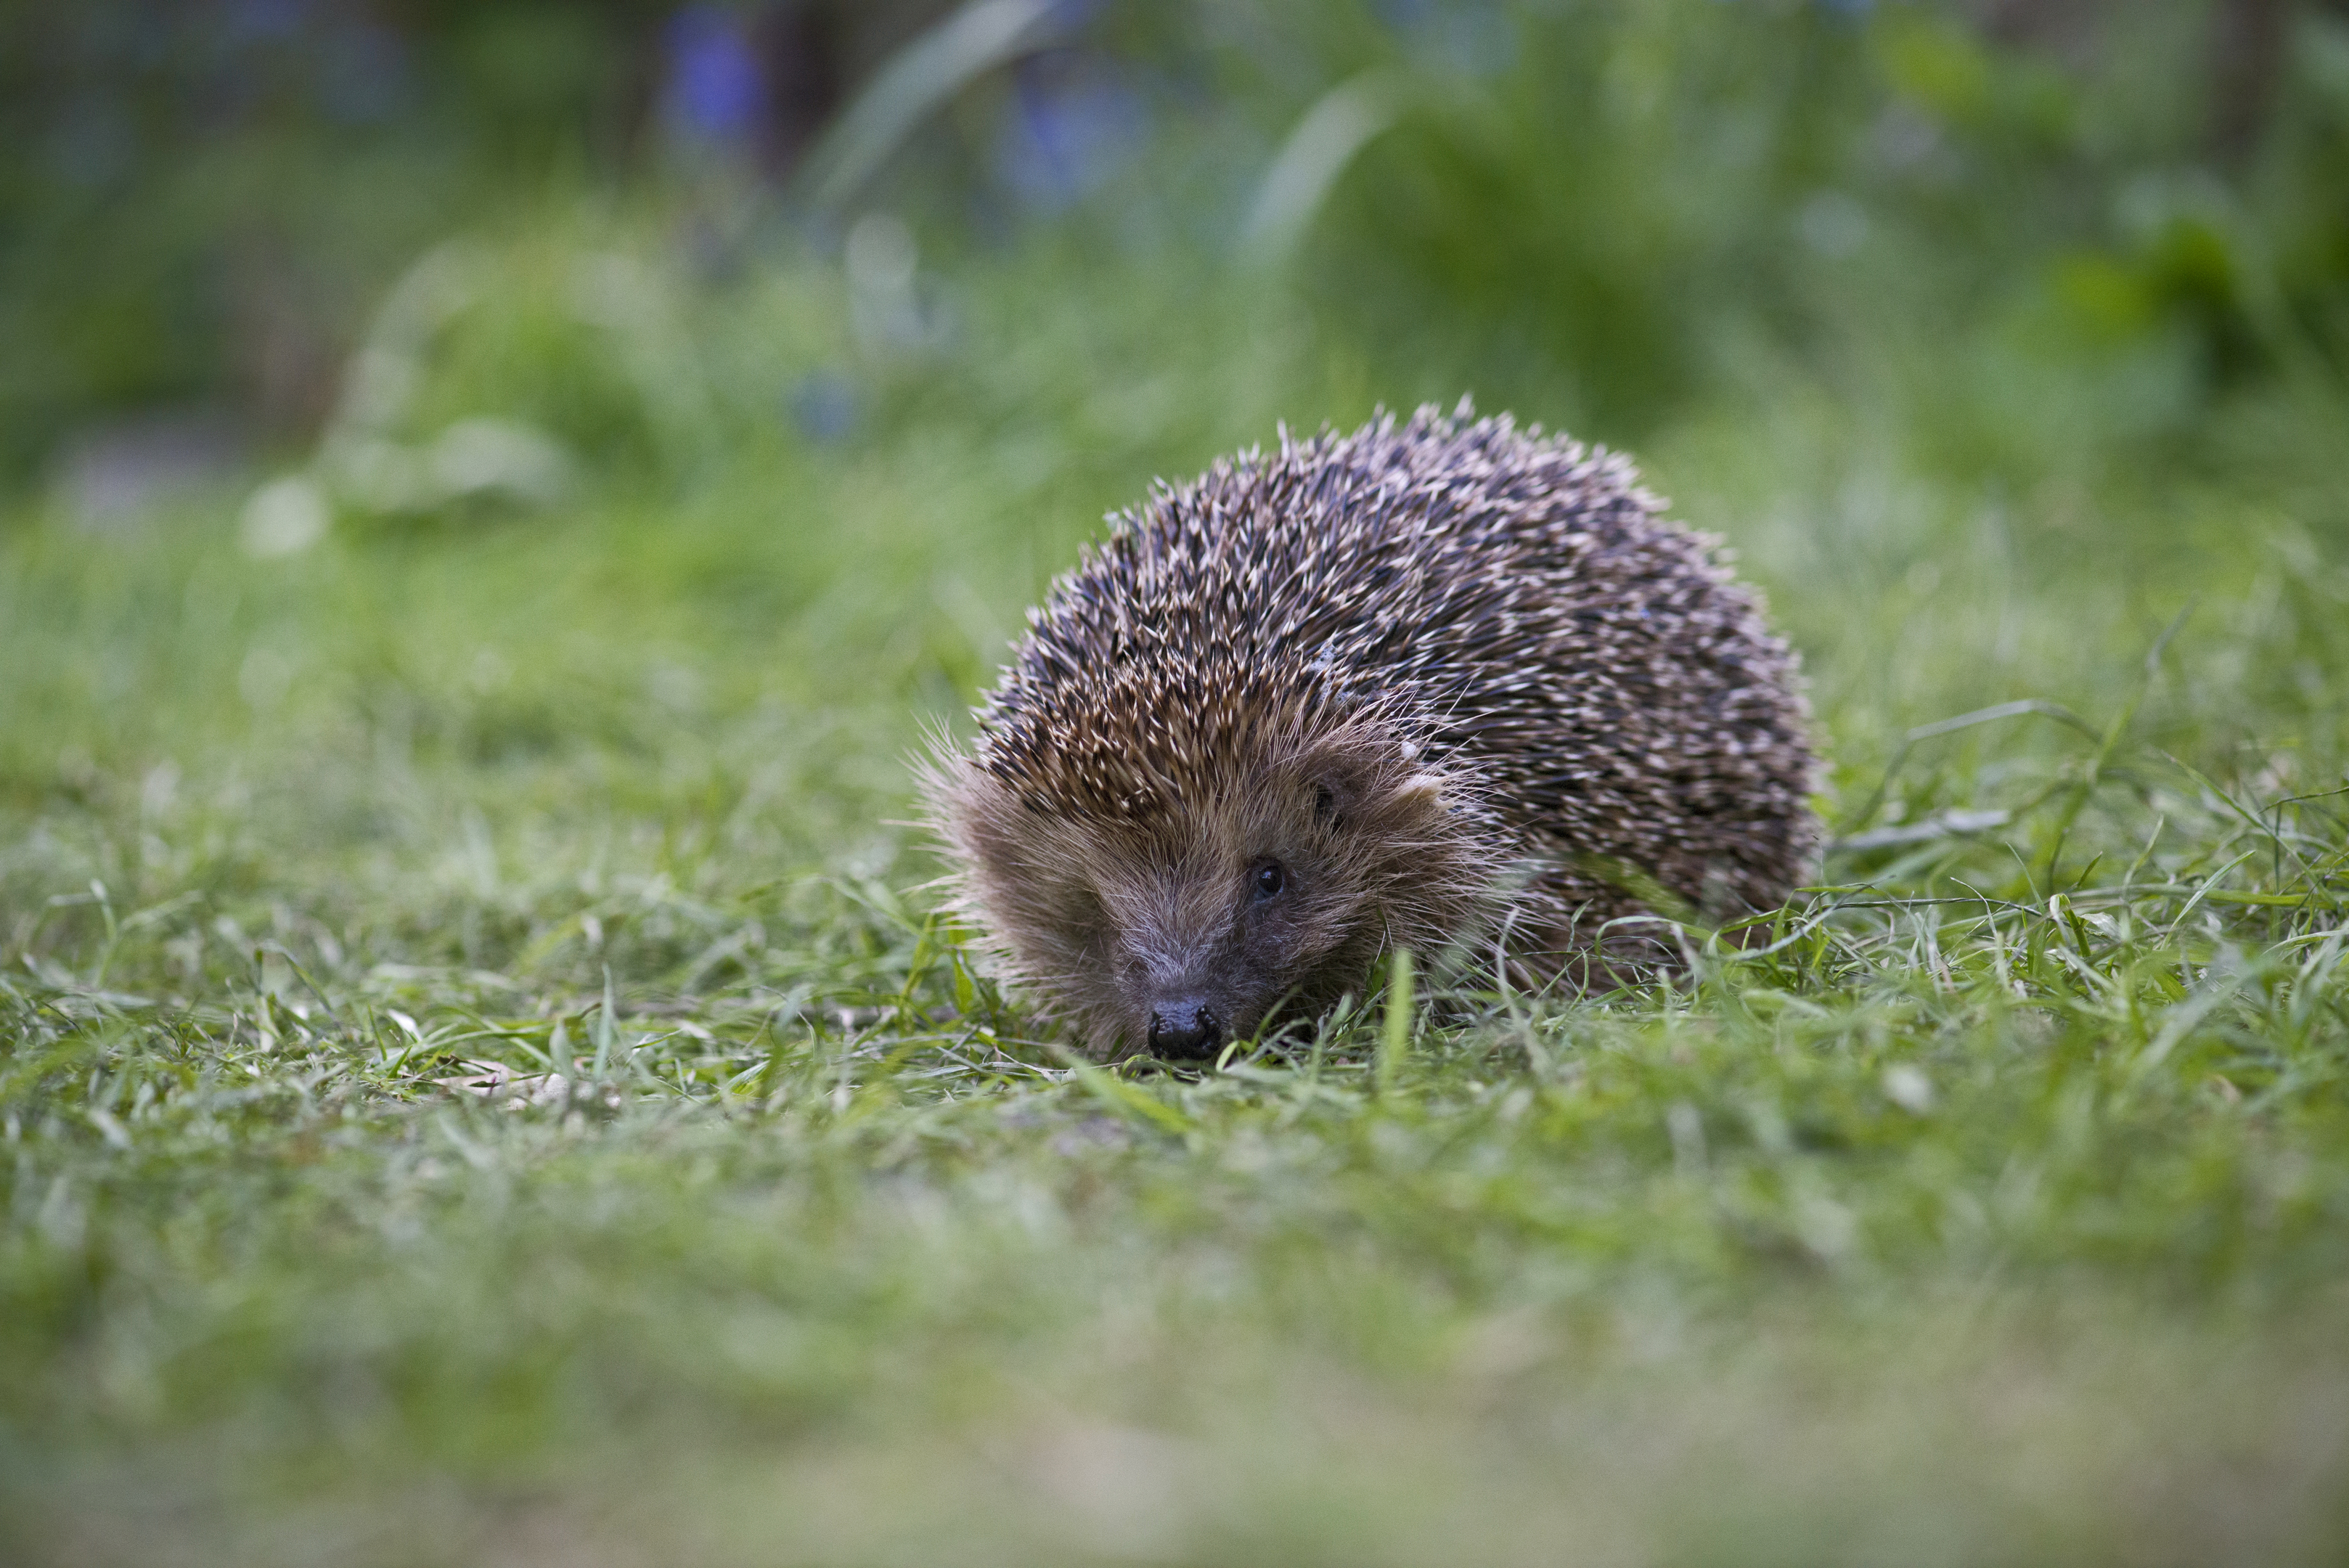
[926,401,1817,1061]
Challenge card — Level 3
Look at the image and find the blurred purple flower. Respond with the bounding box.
[994,54,1144,214]
[661,6,768,150]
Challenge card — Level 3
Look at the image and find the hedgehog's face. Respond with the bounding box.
[939,727,1492,1061]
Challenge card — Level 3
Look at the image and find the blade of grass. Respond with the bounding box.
[1378,947,1415,1100]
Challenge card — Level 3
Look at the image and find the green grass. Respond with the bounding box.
[4,221,2348,1566]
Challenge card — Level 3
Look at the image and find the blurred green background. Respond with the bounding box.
[10,0,2347,493]
[5,3,2349,1564]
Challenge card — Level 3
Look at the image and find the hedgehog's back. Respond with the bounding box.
[978,402,1816,937]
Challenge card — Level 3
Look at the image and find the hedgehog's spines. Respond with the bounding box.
[940,399,1817,1037]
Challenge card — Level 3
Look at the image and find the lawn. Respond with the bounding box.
[4,218,2345,1564]
[7,7,2349,1559]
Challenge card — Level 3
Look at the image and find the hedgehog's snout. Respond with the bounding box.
[1145,997,1223,1060]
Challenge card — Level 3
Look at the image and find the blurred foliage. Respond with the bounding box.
[0,0,952,478]
[4,0,2348,489]
[1270,0,2349,444]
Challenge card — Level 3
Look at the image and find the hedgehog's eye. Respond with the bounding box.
[1251,860,1286,902]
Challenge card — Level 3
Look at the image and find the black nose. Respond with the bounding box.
[1146,998,1221,1060]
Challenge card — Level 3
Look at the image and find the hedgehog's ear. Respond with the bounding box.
[1295,727,1434,832]
[1384,773,1445,817]
[1312,767,1447,838]
[1303,754,1378,831]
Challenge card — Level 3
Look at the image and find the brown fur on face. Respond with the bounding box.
[931,717,1502,1058]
